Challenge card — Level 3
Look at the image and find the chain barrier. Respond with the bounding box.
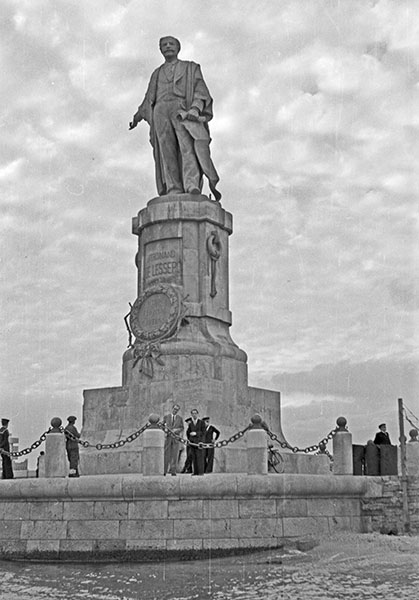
[157,421,252,449]
[264,426,336,462]
[158,421,335,460]
[0,429,52,458]
[64,422,151,450]
[0,420,337,461]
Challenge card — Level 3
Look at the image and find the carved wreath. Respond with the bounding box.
[129,283,182,343]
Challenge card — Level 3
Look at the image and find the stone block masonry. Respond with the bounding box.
[361,476,419,534]
[0,473,386,561]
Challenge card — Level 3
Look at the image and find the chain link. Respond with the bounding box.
[264,427,336,461]
[64,422,151,450]
[158,421,251,449]
[0,429,52,458]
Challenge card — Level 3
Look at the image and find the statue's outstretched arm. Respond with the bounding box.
[129,109,143,130]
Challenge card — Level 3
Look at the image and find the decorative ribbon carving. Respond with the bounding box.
[132,342,164,378]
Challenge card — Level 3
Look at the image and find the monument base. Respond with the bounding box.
[0,473,383,561]
[80,375,284,475]
[80,192,287,474]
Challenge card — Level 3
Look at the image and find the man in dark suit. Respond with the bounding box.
[0,418,14,479]
[181,417,193,473]
[374,423,391,445]
[162,403,184,475]
[186,409,206,475]
[203,417,220,473]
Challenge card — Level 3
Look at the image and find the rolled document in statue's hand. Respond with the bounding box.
[176,109,205,122]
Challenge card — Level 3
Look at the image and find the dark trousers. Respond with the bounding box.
[1,455,14,479]
[66,447,80,476]
[205,448,215,473]
[182,445,193,473]
[191,446,205,475]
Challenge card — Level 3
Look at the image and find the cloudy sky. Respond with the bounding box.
[1,0,418,463]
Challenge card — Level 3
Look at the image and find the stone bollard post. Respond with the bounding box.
[142,414,165,476]
[247,414,268,475]
[406,429,419,476]
[44,418,67,478]
[332,417,353,475]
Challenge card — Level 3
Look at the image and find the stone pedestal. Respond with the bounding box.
[142,425,165,476]
[45,433,67,478]
[247,428,268,475]
[333,420,353,476]
[80,194,286,474]
[406,443,419,476]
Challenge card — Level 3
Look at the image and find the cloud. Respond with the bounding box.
[1,0,418,465]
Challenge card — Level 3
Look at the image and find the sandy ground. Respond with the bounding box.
[287,530,419,567]
[0,532,418,599]
[250,531,419,599]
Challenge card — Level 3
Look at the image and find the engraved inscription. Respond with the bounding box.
[137,293,171,332]
[144,238,182,287]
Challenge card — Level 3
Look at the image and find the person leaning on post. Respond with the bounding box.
[64,416,81,477]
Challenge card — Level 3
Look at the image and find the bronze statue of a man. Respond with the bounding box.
[129,36,221,201]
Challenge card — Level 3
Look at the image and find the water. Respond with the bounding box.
[0,547,418,600]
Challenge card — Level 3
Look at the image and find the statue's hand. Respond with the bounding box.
[129,113,143,130]
[186,107,200,121]
[177,108,205,123]
[176,110,188,121]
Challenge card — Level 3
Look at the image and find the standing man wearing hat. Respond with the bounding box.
[203,417,220,473]
[374,423,391,445]
[0,418,14,479]
[64,416,81,477]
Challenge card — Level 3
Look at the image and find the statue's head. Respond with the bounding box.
[159,36,181,59]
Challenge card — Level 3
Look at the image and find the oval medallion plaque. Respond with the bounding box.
[129,284,181,343]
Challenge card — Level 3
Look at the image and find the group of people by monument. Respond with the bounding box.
[2,414,418,480]
[2,408,218,479]
[163,404,220,476]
